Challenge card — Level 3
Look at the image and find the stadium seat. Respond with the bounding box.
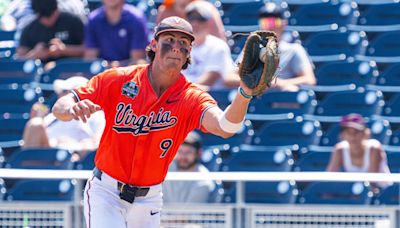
[196,120,252,148]
[0,30,16,58]
[349,3,400,32]
[387,152,400,173]
[357,31,400,63]
[0,178,5,200]
[0,59,42,84]
[373,183,400,205]
[303,31,368,63]
[40,58,108,85]
[0,85,43,115]
[75,150,96,170]
[309,89,384,121]
[246,181,298,204]
[312,60,378,89]
[244,119,321,150]
[0,117,29,142]
[294,151,331,172]
[319,118,391,146]
[4,148,74,170]
[5,179,74,201]
[219,1,264,31]
[298,181,373,204]
[288,2,359,32]
[201,146,223,172]
[221,148,294,172]
[207,89,235,110]
[247,90,316,130]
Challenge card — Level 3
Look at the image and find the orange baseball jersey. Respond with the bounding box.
[72,65,217,186]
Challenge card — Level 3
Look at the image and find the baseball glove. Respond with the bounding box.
[238,31,279,97]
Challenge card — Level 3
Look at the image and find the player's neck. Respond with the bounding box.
[149,65,180,97]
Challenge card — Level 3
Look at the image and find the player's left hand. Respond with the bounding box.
[48,38,66,57]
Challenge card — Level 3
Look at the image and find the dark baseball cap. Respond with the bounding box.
[258,2,290,19]
[183,131,202,150]
[154,16,195,41]
[185,1,212,21]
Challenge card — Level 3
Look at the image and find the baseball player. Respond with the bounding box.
[52,16,256,228]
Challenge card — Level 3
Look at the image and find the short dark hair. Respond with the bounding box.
[145,37,191,70]
[32,0,58,18]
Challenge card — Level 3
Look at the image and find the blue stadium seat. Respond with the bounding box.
[288,2,359,32]
[349,3,400,32]
[0,30,16,58]
[245,119,321,150]
[0,117,29,142]
[5,179,74,201]
[40,58,108,84]
[386,152,400,173]
[313,60,378,88]
[219,1,264,31]
[319,118,391,147]
[201,146,222,172]
[4,148,74,170]
[357,31,400,63]
[75,150,96,170]
[221,148,294,172]
[389,130,400,147]
[208,89,235,110]
[223,181,298,204]
[309,89,384,120]
[303,31,368,62]
[294,151,330,172]
[298,181,373,204]
[247,90,316,130]
[0,178,5,200]
[373,183,400,205]
[196,120,252,148]
[0,85,43,115]
[0,59,42,84]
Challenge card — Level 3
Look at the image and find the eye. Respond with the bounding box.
[179,40,189,47]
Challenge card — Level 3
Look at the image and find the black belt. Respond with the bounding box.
[93,167,150,203]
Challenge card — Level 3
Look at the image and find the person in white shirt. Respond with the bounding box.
[326,113,391,191]
[182,1,238,90]
[22,76,105,158]
[163,131,215,203]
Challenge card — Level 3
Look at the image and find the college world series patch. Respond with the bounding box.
[122,81,139,99]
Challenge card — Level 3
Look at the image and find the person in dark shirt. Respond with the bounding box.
[16,0,84,62]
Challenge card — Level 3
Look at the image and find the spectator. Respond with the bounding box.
[182,1,238,90]
[84,0,148,66]
[22,76,105,160]
[16,0,84,62]
[156,0,226,41]
[163,131,215,203]
[1,0,88,44]
[326,113,391,191]
[236,2,316,91]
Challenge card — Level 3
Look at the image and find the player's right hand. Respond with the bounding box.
[69,99,101,123]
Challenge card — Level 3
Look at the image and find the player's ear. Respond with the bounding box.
[150,39,157,51]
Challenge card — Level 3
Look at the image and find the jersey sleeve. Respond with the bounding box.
[188,89,217,132]
[72,69,116,108]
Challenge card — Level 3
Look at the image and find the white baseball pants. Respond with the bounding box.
[83,170,163,228]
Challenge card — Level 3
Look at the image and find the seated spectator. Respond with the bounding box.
[236,2,316,91]
[1,0,88,43]
[84,0,148,66]
[156,0,226,41]
[326,113,391,192]
[163,131,215,203]
[16,0,84,62]
[182,1,238,90]
[22,76,105,160]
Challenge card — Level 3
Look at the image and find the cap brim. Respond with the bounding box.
[156,29,195,41]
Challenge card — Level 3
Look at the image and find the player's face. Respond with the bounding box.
[154,32,192,70]
[175,144,198,170]
[102,0,124,9]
